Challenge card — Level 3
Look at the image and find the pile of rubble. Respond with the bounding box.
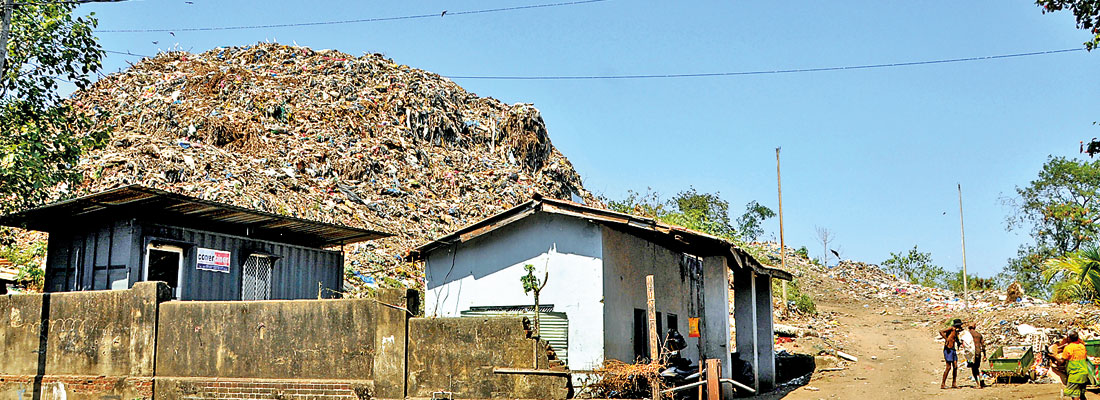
[35,43,597,290]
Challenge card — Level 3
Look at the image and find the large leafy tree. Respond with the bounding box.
[1036,0,1100,50]
[0,3,107,214]
[1003,156,1100,295]
[606,188,774,242]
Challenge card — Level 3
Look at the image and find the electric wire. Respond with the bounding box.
[97,0,607,33]
[14,0,127,5]
[444,48,1087,80]
[104,49,151,57]
[100,47,1087,80]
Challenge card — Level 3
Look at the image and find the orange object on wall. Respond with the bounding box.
[688,317,700,338]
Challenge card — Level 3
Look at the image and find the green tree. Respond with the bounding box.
[605,188,774,242]
[1043,246,1100,303]
[882,246,949,288]
[736,200,776,241]
[1003,157,1100,295]
[1,3,107,214]
[664,188,737,239]
[1036,0,1100,50]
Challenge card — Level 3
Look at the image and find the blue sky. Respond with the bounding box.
[74,0,1099,277]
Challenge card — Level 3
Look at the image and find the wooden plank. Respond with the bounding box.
[646,274,660,400]
[493,367,571,376]
[705,359,720,400]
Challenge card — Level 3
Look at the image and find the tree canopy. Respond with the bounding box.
[1036,0,1100,50]
[1002,157,1100,295]
[0,3,107,214]
[605,188,775,242]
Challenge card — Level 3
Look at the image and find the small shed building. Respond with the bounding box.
[0,185,389,301]
[407,195,792,394]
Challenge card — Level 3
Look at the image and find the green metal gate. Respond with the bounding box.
[461,306,569,366]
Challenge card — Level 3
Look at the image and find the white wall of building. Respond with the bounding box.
[423,212,606,372]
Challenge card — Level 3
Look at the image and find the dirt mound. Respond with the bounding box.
[50,42,595,291]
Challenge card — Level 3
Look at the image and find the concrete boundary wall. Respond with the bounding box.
[1,286,574,400]
[407,316,570,400]
[0,281,170,399]
[154,289,413,400]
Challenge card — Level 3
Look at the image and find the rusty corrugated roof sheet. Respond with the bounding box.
[0,185,391,248]
[407,194,792,280]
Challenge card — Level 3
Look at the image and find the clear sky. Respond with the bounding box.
[72,0,1099,278]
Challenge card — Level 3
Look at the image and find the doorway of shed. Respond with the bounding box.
[146,244,183,299]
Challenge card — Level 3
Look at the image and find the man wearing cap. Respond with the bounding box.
[939,318,964,389]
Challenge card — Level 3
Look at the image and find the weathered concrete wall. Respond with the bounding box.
[154,290,411,400]
[0,281,169,399]
[423,212,605,372]
[407,317,570,400]
[601,226,706,363]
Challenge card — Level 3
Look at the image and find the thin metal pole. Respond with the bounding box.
[776,147,788,317]
[958,183,968,309]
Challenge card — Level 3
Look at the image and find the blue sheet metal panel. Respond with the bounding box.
[109,221,131,267]
[142,223,341,301]
[128,221,143,287]
[44,233,70,292]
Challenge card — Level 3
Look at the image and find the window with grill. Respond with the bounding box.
[241,254,274,300]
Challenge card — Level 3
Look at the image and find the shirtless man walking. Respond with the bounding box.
[940,318,963,389]
[966,324,986,388]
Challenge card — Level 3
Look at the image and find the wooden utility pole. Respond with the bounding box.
[958,183,969,310]
[646,274,660,400]
[0,0,12,93]
[776,147,788,317]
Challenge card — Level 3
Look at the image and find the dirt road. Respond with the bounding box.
[774,303,1063,399]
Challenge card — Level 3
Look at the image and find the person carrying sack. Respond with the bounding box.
[1055,331,1088,400]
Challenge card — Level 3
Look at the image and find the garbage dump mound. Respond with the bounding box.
[62,42,595,290]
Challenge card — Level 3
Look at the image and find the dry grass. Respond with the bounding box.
[579,359,665,399]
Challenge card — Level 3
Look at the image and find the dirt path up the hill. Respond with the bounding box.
[773,303,1064,400]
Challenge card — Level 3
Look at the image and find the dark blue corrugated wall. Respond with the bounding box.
[143,224,343,301]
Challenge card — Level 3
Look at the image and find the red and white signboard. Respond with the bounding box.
[197,248,231,273]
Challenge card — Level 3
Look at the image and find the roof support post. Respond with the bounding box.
[733,267,758,392]
[754,273,776,393]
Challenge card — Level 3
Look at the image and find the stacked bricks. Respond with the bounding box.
[179,379,360,400]
[0,375,153,398]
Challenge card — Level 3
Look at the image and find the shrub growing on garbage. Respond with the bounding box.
[604,188,774,243]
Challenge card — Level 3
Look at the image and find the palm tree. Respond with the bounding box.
[1043,246,1100,303]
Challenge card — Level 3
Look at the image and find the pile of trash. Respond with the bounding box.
[39,43,597,290]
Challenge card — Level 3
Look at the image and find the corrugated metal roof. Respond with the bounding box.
[407,194,792,280]
[0,185,391,248]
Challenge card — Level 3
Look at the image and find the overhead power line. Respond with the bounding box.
[102,47,1086,80]
[104,49,151,57]
[14,0,127,5]
[98,0,607,33]
[443,48,1088,80]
